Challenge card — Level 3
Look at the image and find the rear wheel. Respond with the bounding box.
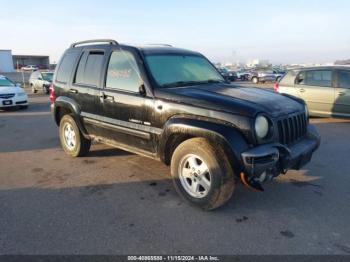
[59,114,91,157]
[171,138,235,210]
[31,84,37,94]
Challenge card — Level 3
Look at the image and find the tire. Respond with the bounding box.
[43,85,49,94]
[171,138,235,211]
[31,84,37,94]
[252,77,259,84]
[59,114,91,157]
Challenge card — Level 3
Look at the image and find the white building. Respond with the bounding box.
[0,50,15,72]
[246,59,270,68]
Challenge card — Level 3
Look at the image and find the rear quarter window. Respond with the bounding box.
[56,51,80,83]
[279,71,297,86]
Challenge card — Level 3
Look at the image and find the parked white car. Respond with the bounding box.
[0,75,28,109]
[22,65,39,71]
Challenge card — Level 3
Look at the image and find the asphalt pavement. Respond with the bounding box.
[0,93,350,255]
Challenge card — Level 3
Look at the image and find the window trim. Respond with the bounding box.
[295,69,334,88]
[103,49,143,94]
[72,50,105,88]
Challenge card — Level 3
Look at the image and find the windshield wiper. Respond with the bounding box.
[160,79,225,88]
[160,81,203,88]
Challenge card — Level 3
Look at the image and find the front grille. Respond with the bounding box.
[0,93,15,99]
[277,112,307,145]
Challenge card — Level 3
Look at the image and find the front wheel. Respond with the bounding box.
[43,85,49,94]
[252,77,259,84]
[31,84,37,94]
[59,114,91,157]
[171,138,235,210]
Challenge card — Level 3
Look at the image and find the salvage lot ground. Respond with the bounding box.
[0,90,350,255]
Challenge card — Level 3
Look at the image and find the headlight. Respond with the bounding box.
[255,115,270,139]
[17,92,26,97]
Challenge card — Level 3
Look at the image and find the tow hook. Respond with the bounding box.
[240,172,264,192]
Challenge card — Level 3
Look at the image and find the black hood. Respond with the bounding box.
[154,83,304,118]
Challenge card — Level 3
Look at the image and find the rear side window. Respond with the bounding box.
[105,51,142,92]
[56,52,79,83]
[75,51,104,86]
[297,70,332,87]
[336,70,350,89]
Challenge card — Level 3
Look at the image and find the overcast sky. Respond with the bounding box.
[1,0,349,64]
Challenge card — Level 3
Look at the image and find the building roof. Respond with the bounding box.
[12,54,49,58]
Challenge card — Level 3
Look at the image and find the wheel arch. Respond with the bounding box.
[53,96,89,138]
[159,117,250,176]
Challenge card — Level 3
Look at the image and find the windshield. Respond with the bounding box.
[42,73,53,81]
[145,54,224,88]
[0,77,15,87]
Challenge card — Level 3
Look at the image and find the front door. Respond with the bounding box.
[93,49,156,154]
[295,69,334,115]
[333,69,350,117]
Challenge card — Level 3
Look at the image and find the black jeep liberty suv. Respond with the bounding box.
[50,39,320,210]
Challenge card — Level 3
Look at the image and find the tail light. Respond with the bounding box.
[274,82,280,92]
[49,84,56,103]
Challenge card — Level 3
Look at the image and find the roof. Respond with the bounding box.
[288,65,350,71]
[68,39,201,56]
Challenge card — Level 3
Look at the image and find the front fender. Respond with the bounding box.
[159,117,250,173]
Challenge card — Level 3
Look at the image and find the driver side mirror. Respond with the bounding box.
[139,84,147,97]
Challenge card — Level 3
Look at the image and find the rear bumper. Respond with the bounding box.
[241,124,320,183]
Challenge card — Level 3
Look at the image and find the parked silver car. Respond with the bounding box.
[275,66,350,118]
[29,71,54,94]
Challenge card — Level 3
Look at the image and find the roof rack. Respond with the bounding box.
[146,44,173,47]
[70,39,119,48]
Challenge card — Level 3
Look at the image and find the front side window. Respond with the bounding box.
[0,76,15,87]
[337,70,350,89]
[298,70,332,87]
[145,54,224,88]
[105,51,142,92]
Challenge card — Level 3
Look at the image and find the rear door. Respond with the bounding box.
[295,69,334,115]
[333,69,350,117]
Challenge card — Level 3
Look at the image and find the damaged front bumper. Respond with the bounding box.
[240,125,320,191]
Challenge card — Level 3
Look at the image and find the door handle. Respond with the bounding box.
[338,91,346,96]
[299,88,305,93]
[99,92,114,102]
[69,89,78,94]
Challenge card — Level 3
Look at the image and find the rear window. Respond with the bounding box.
[75,51,104,86]
[56,52,79,83]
